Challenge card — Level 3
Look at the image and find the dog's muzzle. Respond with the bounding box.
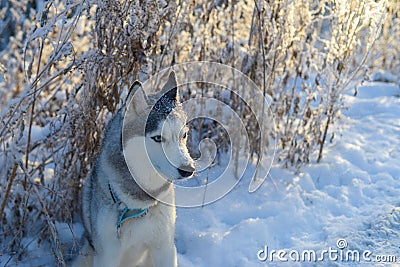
[178,165,195,178]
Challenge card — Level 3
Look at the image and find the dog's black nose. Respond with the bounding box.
[178,165,195,178]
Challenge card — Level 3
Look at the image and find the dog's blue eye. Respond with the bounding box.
[151,135,162,143]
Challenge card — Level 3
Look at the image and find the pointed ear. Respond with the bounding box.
[127,80,148,114]
[126,80,142,103]
[162,71,179,103]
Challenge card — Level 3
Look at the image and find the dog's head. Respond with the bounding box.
[123,72,195,188]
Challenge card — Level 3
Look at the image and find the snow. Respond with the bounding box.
[2,81,400,266]
[369,70,399,84]
[175,81,400,266]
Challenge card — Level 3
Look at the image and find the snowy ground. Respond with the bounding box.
[176,81,400,267]
[1,81,399,266]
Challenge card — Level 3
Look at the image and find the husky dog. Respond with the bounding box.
[72,72,195,267]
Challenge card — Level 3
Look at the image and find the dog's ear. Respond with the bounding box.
[162,71,179,103]
[127,80,148,114]
[126,80,142,103]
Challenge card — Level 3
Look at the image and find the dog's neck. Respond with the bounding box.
[106,178,174,210]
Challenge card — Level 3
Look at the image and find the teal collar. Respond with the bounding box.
[117,206,148,228]
[108,183,149,229]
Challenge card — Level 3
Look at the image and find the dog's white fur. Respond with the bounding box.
[87,196,177,267]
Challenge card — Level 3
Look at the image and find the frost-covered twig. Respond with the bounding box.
[0,161,17,222]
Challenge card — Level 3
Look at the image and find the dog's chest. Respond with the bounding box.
[118,203,175,249]
[120,206,175,245]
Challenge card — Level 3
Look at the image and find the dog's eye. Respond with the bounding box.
[182,132,187,139]
[151,135,162,143]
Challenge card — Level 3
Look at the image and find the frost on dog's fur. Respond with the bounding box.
[73,72,194,267]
